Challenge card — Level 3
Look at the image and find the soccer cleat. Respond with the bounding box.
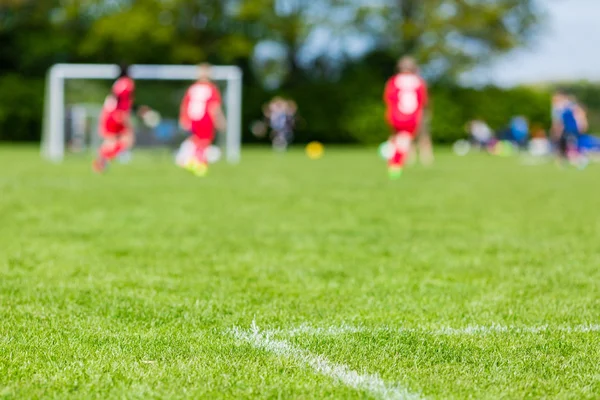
[184,159,208,177]
[388,167,403,180]
[183,158,198,172]
[192,163,208,177]
[92,157,107,174]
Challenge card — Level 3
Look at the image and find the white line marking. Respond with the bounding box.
[231,321,423,400]
[262,323,600,338]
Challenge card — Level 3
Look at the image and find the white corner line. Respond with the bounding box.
[261,323,600,338]
[231,321,423,400]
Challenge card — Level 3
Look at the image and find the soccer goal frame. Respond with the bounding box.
[41,63,243,163]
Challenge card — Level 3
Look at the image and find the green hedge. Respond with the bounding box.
[0,75,44,142]
[286,84,553,145]
[2,72,595,144]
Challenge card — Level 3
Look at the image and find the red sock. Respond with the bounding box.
[194,145,208,164]
[388,149,405,169]
[100,142,125,161]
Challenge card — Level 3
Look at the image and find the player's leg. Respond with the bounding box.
[94,134,131,173]
[184,124,214,177]
[120,128,135,151]
[388,131,414,179]
[418,133,434,166]
[416,112,434,166]
[114,129,135,163]
[93,113,132,173]
[272,130,287,152]
[97,127,132,158]
[176,138,196,167]
[407,125,419,167]
[568,133,588,169]
[93,115,121,173]
[94,113,110,172]
[189,137,211,176]
[93,135,115,173]
[555,130,569,167]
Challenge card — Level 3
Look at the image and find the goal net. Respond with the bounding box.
[41,64,243,163]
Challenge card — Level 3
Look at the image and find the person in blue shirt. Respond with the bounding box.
[510,116,529,149]
[551,91,588,164]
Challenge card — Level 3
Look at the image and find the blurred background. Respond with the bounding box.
[0,0,598,146]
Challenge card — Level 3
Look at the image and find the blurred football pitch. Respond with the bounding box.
[1,145,599,399]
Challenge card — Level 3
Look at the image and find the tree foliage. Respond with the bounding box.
[355,0,540,80]
[0,0,560,144]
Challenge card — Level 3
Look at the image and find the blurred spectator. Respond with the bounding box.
[285,99,298,140]
[509,116,529,149]
[569,96,589,133]
[467,119,494,150]
[497,116,529,149]
[551,91,588,163]
[528,124,551,156]
[262,97,297,151]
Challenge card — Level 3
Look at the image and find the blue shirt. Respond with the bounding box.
[510,117,529,141]
[554,102,580,135]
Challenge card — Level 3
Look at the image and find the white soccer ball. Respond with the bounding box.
[378,141,394,160]
[453,140,471,156]
[205,146,222,164]
[142,110,161,128]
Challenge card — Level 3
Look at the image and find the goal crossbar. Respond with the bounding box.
[41,63,243,163]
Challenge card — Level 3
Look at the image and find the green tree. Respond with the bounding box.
[0,0,88,74]
[236,0,368,87]
[76,0,254,64]
[357,0,541,80]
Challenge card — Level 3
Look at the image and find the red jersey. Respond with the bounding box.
[99,77,135,136]
[384,73,428,132]
[111,77,135,112]
[180,82,222,138]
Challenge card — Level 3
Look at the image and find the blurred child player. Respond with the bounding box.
[179,63,227,176]
[93,64,136,173]
[93,64,156,173]
[384,56,428,179]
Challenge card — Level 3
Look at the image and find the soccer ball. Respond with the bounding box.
[305,141,324,159]
[205,146,222,164]
[453,140,471,156]
[378,141,394,160]
[142,109,161,128]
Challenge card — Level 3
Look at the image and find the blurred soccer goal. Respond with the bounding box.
[41,64,242,163]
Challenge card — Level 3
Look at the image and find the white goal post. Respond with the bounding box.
[41,63,243,163]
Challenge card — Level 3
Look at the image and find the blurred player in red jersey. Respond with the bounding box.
[178,63,227,176]
[93,64,158,173]
[384,56,428,179]
[93,64,137,173]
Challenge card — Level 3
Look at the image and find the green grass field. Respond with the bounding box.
[1,146,599,399]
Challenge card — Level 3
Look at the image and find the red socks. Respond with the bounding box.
[389,148,405,169]
[194,145,208,164]
[100,142,125,161]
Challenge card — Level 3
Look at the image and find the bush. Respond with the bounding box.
[0,75,44,142]
[336,84,552,144]
[0,71,577,145]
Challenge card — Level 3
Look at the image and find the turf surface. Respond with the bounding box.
[1,146,599,399]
